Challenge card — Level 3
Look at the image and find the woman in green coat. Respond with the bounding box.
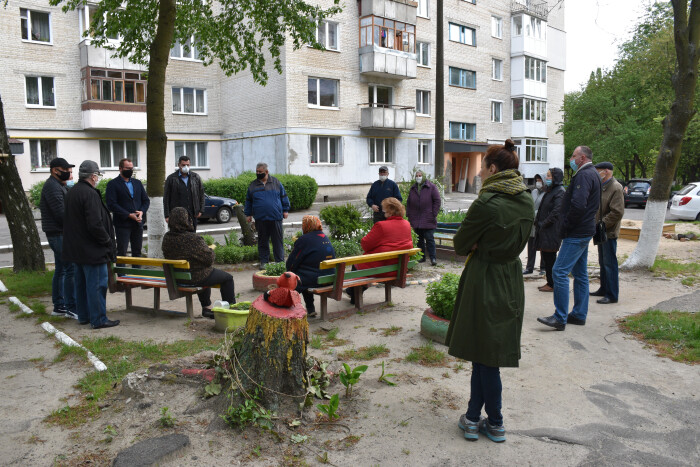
[447,139,534,443]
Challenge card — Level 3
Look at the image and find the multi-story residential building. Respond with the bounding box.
[2,0,565,198]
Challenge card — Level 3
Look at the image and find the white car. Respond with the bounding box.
[670,182,700,221]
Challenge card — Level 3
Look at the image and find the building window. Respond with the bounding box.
[172,87,207,114]
[78,5,118,41]
[525,57,547,83]
[25,76,55,107]
[369,138,393,164]
[513,16,522,36]
[171,36,200,60]
[449,23,476,46]
[359,16,416,53]
[368,85,392,106]
[526,16,546,39]
[416,90,430,116]
[448,67,476,89]
[491,16,503,39]
[512,98,546,121]
[30,139,57,170]
[417,0,429,18]
[316,20,339,51]
[449,122,476,141]
[491,101,502,123]
[174,141,208,167]
[418,140,431,164]
[20,8,51,43]
[492,58,502,80]
[83,68,147,104]
[308,78,339,108]
[417,41,430,67]
[99,140,139,169]
[310,136,340,164]
[525,139,547,162]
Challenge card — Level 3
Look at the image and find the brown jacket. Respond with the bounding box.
[161,207,214,284]
[596,178,625,239]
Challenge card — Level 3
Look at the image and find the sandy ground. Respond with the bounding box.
[0,234,699,466]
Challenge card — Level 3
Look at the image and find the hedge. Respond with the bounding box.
[27,177,147,207]
[203,172,318,211]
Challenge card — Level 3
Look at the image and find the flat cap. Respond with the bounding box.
[79,160,101,174]
[595,161,614,170]
[378,165,389,173]
[49,158,75,169]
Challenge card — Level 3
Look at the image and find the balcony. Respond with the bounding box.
[361,0,418,24]
[512,120,547,139]
[511,0,548,20]
[79,42,146,72]
[360,104,416,130]
[81,108,147,130]
[359,45,417,79]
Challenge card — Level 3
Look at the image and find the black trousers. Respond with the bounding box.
[541,251,557,287]
[256,219,284,265]
[300,289,315,314]
[525,237,544,271]
[116,225,143,269]
[195,268,235,308]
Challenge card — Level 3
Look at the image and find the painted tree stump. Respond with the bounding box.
[237,293,308,410]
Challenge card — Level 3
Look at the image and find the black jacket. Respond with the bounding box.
[286,230,336,290]
[39,175,67,236]
[534,168,566,252]
[63,179,116,265]
[105,176,150,228]
[163,169,204,219]
[366,178,402,214]
[560,163,601,239]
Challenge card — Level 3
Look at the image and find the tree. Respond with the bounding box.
[0,96,45,272]
[624,0,700,269]
[51,0,341,257]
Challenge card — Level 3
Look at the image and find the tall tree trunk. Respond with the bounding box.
[623,0,700,270]
[0,97,45,272]
[145,0,176,259]
[434,0,444,183]
[634,153,647,178]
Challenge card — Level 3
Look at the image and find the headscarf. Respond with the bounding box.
[168,207,195,233]
[479,169,528,196]
[302,215,323,234]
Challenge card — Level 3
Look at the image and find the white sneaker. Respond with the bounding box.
[64,310,79,320]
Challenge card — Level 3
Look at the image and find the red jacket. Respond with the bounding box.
[358,216,413,274]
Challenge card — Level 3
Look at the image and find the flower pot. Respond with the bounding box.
[252,271,278,292]
[212,307,250,333]
[420,308,450,345]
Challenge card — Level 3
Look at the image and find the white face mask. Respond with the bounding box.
[180,165,190,174]
[535,181,543,190]
[379,175,388,182]
[415,176,423,184]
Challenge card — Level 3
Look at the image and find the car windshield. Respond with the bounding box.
[677,184,698,196]
[628,182,650,190]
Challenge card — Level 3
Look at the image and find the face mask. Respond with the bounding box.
[122,169,133,179]
[379,175,388,182]
[66,180,75,188]
[180,165,190,174]
[95,173,103,182]
[545,179,552,187]
[256,172,265,180]
[535,181,543,190]
[57,170,71,181]
[569,159,579,172]
[415,176,423,184]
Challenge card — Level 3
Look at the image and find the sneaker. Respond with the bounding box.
[63,310,79,320]
[92,319,120,329]
[522,269,534,275]
[479,418,506,443]
[51,308,67,317]
[458,414,480,441]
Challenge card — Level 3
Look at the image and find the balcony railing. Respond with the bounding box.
[511,0,548,20]
[359,104,416,130]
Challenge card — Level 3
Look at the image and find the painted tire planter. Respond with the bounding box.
[252,271,278,292]
[420,308,450,345]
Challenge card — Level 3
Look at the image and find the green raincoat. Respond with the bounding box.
[445,187,534,368]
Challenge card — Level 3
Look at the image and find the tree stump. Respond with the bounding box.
[236,294,308,410]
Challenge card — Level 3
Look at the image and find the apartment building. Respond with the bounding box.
[2,0,565,197]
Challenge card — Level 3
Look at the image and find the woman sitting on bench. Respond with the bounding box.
[162,207,236,319]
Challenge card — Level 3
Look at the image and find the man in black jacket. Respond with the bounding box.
[366,166,402,223]
[64,160,119,329]
[538,146,601,331]
[40,157,77,319]
[163,155,204,231]
[106,158,149,264]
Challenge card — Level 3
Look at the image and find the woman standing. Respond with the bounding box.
[523,173,547,274]
[446,140,534,443]
[406,170,441,266]
[534,168,566,292]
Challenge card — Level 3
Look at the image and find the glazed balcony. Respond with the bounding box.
[360,104,416,130]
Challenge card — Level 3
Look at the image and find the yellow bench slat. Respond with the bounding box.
[116,256,190,268]
[319,248,420,269]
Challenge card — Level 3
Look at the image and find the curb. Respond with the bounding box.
[0,279,7,292]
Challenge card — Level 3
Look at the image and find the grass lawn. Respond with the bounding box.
[0,268,53,298]
[619,310,699,364]
[651,258,700,286]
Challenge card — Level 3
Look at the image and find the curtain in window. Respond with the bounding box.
[171,38,181,57]
[111,141,124,167]
[40,140,56,167]
[32,11,50,42]
[174,142,184,158]
[126,141,138,166]
[185,142,195,161]
[41,77,55,106]
[308,79,318,105]
[183,88,194,113]
[30,140,39,168]
[26,77,39,105]
[136,83,145,103]
[195,90,204,113]
[319,80,337,107]
[328,23,337,49]
[196,142,207,166]
[101,80,112,102]
[171,88,181,111]
[98,140,110,167]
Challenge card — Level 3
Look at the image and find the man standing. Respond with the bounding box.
[63,161,119,329]
[591,161,624,304]
[537,146,601,331]
[245,162,290,267]
[106,158,149,263]
[367,166,402,223]
[164,155,204,230]
[40,157,77,319]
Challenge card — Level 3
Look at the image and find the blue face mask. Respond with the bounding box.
[545,179,552,187]
[569,159,579,172]
[66,180,75,188]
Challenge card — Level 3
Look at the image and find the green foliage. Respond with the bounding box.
[222,388,275,430]
[204,173,318,211]
[0,269,54,297]
[262,261,287,276]
[425,273,460,319]
[214,244,258,264]
[317,393,340,421]
[320,203,370,241]
[651,258,700,282]
[329,238,363,258]
[338,363,368,397]
[398,167,446,210]
[203,172,256,205]
[28,180,44,208]
[301,357,332,409]
[159,407,176,428]
[201,234,216,246]
[437,210,467,223]
[339,344,389,361]
[405,341,447,366]
[619,310,699,363]
[377,361,396,386]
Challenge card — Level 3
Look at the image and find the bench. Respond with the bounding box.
[308,248,420,321]
[107,256,218,319]
[434,222,468,261]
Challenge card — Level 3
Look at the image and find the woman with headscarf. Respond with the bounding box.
[286,215,336,317]
[162,207,236,319]
[446,139,534,443]
[406,169,442,266]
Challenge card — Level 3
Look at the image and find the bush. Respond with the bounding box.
[425,273,460,320]
[320,203,370,241]
[262,262,287,276]
[214,244,258,264]
[203,172,317,211]
[201,234,215,246]
[203,171,256,205]
[330,238,363,258]
[398,167,447,211]
[437,210,467,223]
[28,180,45,208]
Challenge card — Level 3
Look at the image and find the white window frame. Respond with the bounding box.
[512,98,547,122]
[524,139,548,162]
[25,76,55,108]
[368,84,393,107]
[492,58,503,81]
[29,139,58,171]
[449,122,476,141]
[172,87,207,115]
[418,139,431,164]
[491,100,503,123]
[369,138,393,164]
[512,15,523,36]
[448,66,476,89]
[315,20,340,51]
[171,35,201,61]
[416,90,430,116]
[417,41,430,67]
[20,8,52,45]
[449,22,476,46]
[310,136,341,165]
[417,0,429,18]
[491,16,503,39]
[99,140,139,169]
[174,141,209,168]
[525,56,547,83]
[78,5,119,42]
[308,77,340,109]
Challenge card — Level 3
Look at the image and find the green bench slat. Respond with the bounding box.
[113,267,192,280]
[316,261,417,285]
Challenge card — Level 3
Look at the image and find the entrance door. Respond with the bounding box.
[457,157,468,192]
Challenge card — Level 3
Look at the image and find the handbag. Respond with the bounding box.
[593,178,607,245]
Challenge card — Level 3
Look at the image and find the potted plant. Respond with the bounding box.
[252,261,287,292]
[421,273,460,344]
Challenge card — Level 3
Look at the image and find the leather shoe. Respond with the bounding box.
[202,308,215,319]
[537,315,565,331]
[523,269,534,275]
[538,284,553,292]
[567,314,586,325]
[92,319,120,329]
[596,297,618,304]
[590,289,605,297]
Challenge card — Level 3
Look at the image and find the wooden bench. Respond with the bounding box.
[308,248,420,321]
[107,256,218,319]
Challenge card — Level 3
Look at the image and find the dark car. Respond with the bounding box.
[199,193,238,223]
[624,178,652,208]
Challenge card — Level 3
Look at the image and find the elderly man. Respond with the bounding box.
[63,161,119,329]
[164,155,205,230]
[591,161,625,304]
[537,146,601,331]
[245,162,290,267]
[366,165,402,223]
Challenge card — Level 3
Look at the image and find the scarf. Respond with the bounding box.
[479,169,528,196]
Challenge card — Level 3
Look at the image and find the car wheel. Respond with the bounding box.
[696,212,700,221]
[216,207,232,223]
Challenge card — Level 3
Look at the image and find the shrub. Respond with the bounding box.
[203,171,256,205]
[425,273,460,320]
[28,180,45,208]
[201,234,215,246]
[320,203,370,241]
[214,244,258,264]
[262,262,287,276]
[437,210,467,223]
[203,172,317,211]
[330,238,363,258]
[398,167,447,211]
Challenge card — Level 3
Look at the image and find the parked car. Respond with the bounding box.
[199,193,238,223]
[624,178,652,208]
[669,182,700,221]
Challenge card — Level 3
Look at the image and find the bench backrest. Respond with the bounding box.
[108,256,193,299]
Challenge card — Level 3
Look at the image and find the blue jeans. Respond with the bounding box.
[415,228,436,261]
[74,263,109,327]
[597,239,619,302]
[466,362,503,426]
[47,235,75,312]
[553,237,592,323]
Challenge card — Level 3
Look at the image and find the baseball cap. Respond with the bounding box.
[79,160,101,175]
[49,158,75,169]
[594,162,614,170]
[379,165,389,173]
